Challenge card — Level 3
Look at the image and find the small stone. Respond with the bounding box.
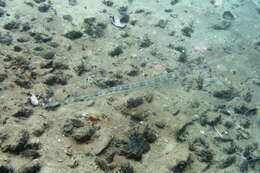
[72,127,96,143]
[64,30,83,40]
[18,160,41,173]
[109,46,123,57]
[13,108,33,118]
[38,3,51,12]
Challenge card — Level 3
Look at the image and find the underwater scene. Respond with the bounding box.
[0,0,259,172]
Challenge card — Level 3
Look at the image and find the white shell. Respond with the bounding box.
[30,95,39,106]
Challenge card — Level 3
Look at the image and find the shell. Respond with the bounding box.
[30,94,39,106]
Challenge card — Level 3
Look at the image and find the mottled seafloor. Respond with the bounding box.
[0,0,259,173]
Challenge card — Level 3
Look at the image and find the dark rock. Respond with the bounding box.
[175,121,194,142]
[64,30,83,40]
[120,126,156,160]
[33,0,46,3]
[126,96,143,108]
[130,112,145,121]
[73,63,91,76]
[214,136,233,143]
[243,92,252,103]
[171,160,188,173]
[0,8,4,17]
[18,160,41,173]
[200,115,221,126]
[14,79,32,89]
[224,121,233,128]
[212,20,232,30]
[44,73,70,85]
[63,118,84,136]
[222,11,235,20]
[181,26,193,37]
[95,158,115,172]
[38,3,51,12]
[109,46,123,57]
[13,45,22,52]
[118,6,128,15]
[127,69,139,76]
[178,52,187,63]
[120,14,130,23]
[155,121,166,128]
[139,36,153,48]
[0,0,6,7]
[213,89,237,101]
[217,156,236,169]
[170,0,179,6]
[121,133,150,160]
[0,32,13,45]
[0,73,8,82]
[234,105,257,116]
[0,165,14,173]
[20,149,41,159]
[95,78,122,88]
[40,51,55,59]
[155,19,168,28]
[13,108,33,118]
[21,23,31,32]
[2,130,29,154]
[63,14,73,22]
[29,32,52,43]
[120,162,134,173]
[72,127,96,143]
[3,21,20,30]
[68,0,77,6]
[223,143,239,154]
[83,18,107,38]
[103,0,113,7]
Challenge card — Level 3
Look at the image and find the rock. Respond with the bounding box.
[217,156,236,169]
[212,20,232,30]
[94,158,115,172]
[109,46,123,57]
[139,36,153,48]
[222,11,235,20]
[44,73,70,85]
[0,165,14,173]
[181,26,193,37]
[155,19,168,28]
[170,0,179,6]
[0,0,6,7]
[18,160,41,173]
[14,79,32,89]
[3,21,20,30]
[72,127,96,143]
[171,160,188,173]
[213,89,238,101]
[63,118,85,136]
[120,126,156,160]
[83,18,107,38]
[64,30,83,40]
[0,32,13,45]
[40,51,55,59]
[38,3,51,13]
[13,108,34,118]
[126,96,143,108]
[29,32,52,43]
[0,73,8,82]
[102,0,113,6]
[2,130,29,154]
[120,162,134,173]
[0,8,5,17]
